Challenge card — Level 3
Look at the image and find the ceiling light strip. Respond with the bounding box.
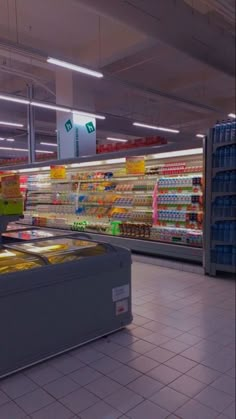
[133,122,180,134]
[0,121,24,127]
[228,113,236,118]
[47,57,104,79]
[107,137,127,142]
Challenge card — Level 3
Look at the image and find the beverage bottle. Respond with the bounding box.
[219,121,227,143]
[219,222,224,241]
[224,172,230,193]
[213,120,220,143]
[232,246,236,268]
[231,120,236,142]
[226,120,232,142]
[224,221,230,243]
[225,146,231,166]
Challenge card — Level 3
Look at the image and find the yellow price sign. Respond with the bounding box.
[126,156,145,175]
[50,165,66,180]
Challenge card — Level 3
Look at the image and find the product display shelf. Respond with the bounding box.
[205,121,236,276]
[21,153,203,263]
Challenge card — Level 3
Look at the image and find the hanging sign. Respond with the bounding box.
[65,119,73,132]
[50,165,66,180]
[126,156,145,175]
[85,121,95,134]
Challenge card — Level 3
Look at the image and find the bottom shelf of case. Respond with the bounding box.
[213,264,236,274]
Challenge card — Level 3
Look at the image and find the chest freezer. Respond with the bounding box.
[0,237,132,378]
[2,228,75,243]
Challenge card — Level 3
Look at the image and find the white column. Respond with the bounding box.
[56,70,96,159]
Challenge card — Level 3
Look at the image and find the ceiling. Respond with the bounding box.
[0,0,235,161]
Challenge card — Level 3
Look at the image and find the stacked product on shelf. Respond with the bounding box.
[0,174,23,216]
[20,154,203,253]
[205,119,236,275]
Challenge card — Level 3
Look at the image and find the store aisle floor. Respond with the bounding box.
[0,260,235,419]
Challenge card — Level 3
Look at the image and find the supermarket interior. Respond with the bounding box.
[0,1,235,418]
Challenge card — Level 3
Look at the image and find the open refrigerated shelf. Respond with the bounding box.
[4,148,204,263]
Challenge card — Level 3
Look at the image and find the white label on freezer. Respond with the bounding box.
[112,284,130,302]
[116,299,129,316]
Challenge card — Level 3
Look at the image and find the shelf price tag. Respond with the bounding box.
[126,156,145,175]
[50,165,66,180]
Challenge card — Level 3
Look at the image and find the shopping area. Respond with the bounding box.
[0,1,235,418]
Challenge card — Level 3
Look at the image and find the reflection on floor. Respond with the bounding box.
[0,259,235,419]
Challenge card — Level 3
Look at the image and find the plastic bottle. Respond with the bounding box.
[232,246,236,268]
[213,120,220,143]
[219,121,227,143]
[231,120,236,142]
[226,120,232,142]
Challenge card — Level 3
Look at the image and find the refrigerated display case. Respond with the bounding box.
[0,237,132,378]
[19,148,203,263]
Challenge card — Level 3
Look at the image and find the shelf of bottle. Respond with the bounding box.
[212,216,236,222]
[212,240,236,246]
[212,192,236,199]
[213,167,236,176]
[213,140,236,151]
[213,263,236,274]
[112,206,153,211]
[79,189,153,194]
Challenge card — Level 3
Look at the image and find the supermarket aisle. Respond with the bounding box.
[0,260,235,419]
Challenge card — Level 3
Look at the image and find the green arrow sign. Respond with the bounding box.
[65,119,73,132]
[85,121,95,134]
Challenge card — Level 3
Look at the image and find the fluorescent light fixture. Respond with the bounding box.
[228,113,236,118]
[0,121,24,128]
[35,150,55,154]
[0,137,4,141]
[133,122,180,134]
[149,148,203,160]
[106,158,126,164]
[0,94,29,105]
[70,161,102,168]
[18,168,39,173]
[40,142,58,147]
[31,101,71,113]
[6,138,15,142]
[47,57,103,79]
[196,134,205,138]
[0,146,28,152]
[107,137,127,143]
[73,110,105,120]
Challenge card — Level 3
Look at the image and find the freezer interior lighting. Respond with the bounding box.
[133,122,180,134]
[31,101,71,113]
[0,137,4,141]
[0,121,24,127]
[0,94,30,105]
[228,113,236,118]
[107,137,127,142]
[47,57,104,79]
[73,110,105,120]
[196,134,205,138]
[6,138,15,142]
[40,142,58,147]
[148,148,203,160]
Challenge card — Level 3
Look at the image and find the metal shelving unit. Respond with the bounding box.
[204,125,236,276]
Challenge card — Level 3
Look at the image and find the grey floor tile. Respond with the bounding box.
[211,374,236,397]
[146,347,175,363]
[186,364,221,384]
[69,366,102,386]
[109,332,139,347]
[25,364,62,386]
[195,386,234,413]
[72,347,104,364]
[160,339,190,354]
[127,355,160,374]
[130,327,152,338]
[30,401,73,419]
[110,348,140,363]
[79,400,121,419]
[127,339,156,354]
[0,374,38,400]
[15,388,54,414]
[60,388,99,414]
[108,365,141,385]
[44,375,80,399]
[127,400,169,419]
[104,387,143,414]
[85,376,122,398]
[51,354,85,374]
[150,386,189,412]
[176,398,218,419]
[147,364,182,385]
[176,333,202,345]
[165,355,197,373]
[93,340,123,356]
[223,402,235,419]
[0,389,10,406]
[0,401,26,419]
[127,374,164,398]
[169,374,207,398]
[90,356,123,374]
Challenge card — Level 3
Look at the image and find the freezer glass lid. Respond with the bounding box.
[8,238,107,265]
[0,248,45,275]
[3,229,59,240]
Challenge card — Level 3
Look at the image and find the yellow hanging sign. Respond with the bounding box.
[50,165,66,180]
[126,156,145,175]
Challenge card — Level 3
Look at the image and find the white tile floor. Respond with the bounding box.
[0,259,235,419]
